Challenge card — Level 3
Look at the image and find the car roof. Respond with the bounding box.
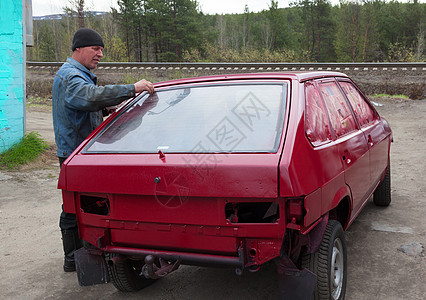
[154,71,348,88]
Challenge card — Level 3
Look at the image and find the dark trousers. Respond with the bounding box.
[58,157,77,231]
[58,157,82,271]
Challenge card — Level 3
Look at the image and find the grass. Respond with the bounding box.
[122,72,156,85]
[0,132,49,169]
[27,96,51,104]
[27,96,48,104]
[26,96,52,109]
[373,93,410,99]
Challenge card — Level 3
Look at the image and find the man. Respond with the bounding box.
[52,28,154,272]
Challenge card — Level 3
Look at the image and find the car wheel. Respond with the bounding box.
[373,163,391,206]
[106,253,156,292]
[301,220,347,300]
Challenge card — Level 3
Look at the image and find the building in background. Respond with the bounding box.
[0,0,33,153]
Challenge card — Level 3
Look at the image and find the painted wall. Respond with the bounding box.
[0,0,25,153]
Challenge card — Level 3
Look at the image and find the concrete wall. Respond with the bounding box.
[0,0,25,153]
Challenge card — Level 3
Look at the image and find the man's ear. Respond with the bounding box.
[71,48,80,59]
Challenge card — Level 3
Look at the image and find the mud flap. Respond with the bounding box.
[278,268,316,300]
[75,248,109,286]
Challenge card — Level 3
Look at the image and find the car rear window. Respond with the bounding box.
[83,83,287,153]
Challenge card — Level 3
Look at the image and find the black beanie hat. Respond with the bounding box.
[72,28,104,51]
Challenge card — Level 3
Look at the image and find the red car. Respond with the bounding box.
[59,72,392,299]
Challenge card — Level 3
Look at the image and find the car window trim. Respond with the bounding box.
[335,78,380,128]
[82,81,289,154]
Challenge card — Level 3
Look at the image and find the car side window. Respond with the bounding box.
[338,81,376,127]
[305,82,332,146]
[318,81,357,138]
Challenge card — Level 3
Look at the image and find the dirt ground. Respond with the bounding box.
[0,96,425,299]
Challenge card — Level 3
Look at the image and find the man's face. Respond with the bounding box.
[77,46,104,70]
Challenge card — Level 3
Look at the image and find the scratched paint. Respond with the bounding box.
[0,0,25,153]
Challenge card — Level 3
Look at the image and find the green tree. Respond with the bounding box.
[27,0,425,63]
[335,1,362,62]
[293,0,335,61]
[146,0,203,61]
[37,22,56,61]
[113,0,142,61]
[268,0,288,50]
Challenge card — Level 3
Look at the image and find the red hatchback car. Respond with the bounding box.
[59,72,392,299]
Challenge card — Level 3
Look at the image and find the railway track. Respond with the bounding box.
[27,61,426,72]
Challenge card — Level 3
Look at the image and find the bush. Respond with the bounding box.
[183,43,311,63]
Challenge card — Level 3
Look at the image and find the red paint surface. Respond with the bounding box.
[60,72,392,269]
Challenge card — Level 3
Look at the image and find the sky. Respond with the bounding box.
[32,0,302,17]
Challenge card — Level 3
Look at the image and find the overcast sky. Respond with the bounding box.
[32,0,302,17]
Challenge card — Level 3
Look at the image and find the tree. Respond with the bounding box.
[359,0,380,61]
[37,22,56,61]
[268,0,289,50]
[335,0,362,62]
[64,0,86,28]
[114,0,141,61]
[97,13,128,62]
[293,0,335,61]
[146,0,203,61]
[27,0,425,63]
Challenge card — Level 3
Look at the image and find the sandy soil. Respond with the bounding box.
[0,97,425,299]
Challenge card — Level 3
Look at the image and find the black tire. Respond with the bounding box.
[106,253,156,292]
[301,220,347,300]
[373,164,391,206]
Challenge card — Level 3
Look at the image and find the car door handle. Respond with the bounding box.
[368,135,374,147]
[342,156,352,164]
[342,150,352,164]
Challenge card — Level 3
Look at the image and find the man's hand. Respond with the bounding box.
[134,79,154,94]
[105,105,118,114]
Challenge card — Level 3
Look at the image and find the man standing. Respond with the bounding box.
[52,28,154,272]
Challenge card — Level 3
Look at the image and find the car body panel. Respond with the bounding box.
[336,131,371,215]
[64,153,280,198]
[59,71,392,271]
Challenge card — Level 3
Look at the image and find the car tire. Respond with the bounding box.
[106,253,156,292]
[373,163,391,206]
[301,220,347,300]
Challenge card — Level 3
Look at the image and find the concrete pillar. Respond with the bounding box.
[0,0,25,153]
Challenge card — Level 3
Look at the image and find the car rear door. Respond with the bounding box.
[337,79,389,188]
[317,80,371,215]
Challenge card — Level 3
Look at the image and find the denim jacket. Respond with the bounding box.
[53,57,136,158]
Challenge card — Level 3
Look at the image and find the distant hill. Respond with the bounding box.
[33,11,107,21]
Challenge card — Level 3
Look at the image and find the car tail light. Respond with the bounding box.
[225,202,279,223]
[80,195,110,216]
[286,197,306,226]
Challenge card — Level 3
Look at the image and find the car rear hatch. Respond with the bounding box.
[62,81,289,264]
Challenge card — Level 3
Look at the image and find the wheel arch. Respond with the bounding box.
[329,196,351,231]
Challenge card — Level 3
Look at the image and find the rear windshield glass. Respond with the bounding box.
[83,83,287,153]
